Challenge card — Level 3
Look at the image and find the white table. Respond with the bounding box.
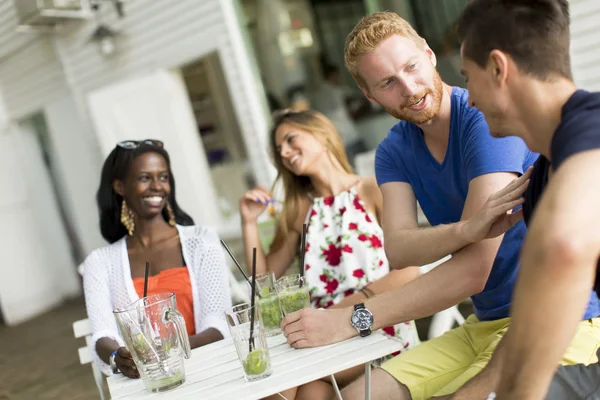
[108,332,404,400]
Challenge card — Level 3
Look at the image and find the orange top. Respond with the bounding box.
[133,267,196,336]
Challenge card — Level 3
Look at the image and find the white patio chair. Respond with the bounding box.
[73,318,106,400]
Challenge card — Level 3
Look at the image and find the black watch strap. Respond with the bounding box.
[354,302,365,311]
[359,328,372,337]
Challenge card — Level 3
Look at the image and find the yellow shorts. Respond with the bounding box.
[381,314,600,400]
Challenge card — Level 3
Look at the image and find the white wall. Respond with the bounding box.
[43,93,105,255]
[0,17,108,324]
[52,0,274,194]
[0,34,104,257]
[0,39,65,119]
[570,0,600,91]
[0,94,79,325]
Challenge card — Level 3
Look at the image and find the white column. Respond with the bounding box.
[219,0,277,187]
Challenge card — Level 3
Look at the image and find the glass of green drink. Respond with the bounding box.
[225,303,273,382]
[252,272,283,337]
[276,274,310,316]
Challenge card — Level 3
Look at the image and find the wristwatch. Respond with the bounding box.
[351,303,374,337]
[109,350,119,374]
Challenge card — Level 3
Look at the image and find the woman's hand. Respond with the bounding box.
[240,185,273,223]
[115,347,140,379]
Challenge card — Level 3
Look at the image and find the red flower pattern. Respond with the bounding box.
[382,326,396,337]
[369,234,382,248]
[325,278,339,294]
[353,196,366,213]
[304,189,416,355]
[322,243,342,266]
[353,269,365,278]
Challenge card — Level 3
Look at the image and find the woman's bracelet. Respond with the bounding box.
[360,286,375,298]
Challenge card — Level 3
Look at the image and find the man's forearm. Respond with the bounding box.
[495,242,594,399]
[365,251,482,329]
[386,221,470,268]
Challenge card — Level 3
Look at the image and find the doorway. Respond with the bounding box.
[181,53,254,221]
[26,113,84,264]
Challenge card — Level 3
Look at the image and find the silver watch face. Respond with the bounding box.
[351,308,373,330]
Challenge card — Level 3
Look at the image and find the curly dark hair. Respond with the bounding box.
[96,143,194,243]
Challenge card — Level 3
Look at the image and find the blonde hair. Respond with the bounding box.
[269,109,352,253]
[344,12,425,88]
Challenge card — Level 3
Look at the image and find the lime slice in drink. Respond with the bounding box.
[243,349,268,375]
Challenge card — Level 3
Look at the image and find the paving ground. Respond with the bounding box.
[0,298,107,400]
[0,297,471,400]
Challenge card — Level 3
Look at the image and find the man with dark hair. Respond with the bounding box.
[447,0,600,399]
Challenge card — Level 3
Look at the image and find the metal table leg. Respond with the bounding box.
[365,362,371,400]
[331,374,343,400]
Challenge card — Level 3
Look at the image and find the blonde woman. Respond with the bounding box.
[239,109,420,400]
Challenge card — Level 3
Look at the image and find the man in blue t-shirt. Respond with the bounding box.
[279,11,600,400]
[448,1,600,399]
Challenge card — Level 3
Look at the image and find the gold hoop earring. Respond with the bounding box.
[120,200,135,236]
[166,202,176,227]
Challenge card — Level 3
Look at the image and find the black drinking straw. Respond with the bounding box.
[143,261,150,298]
[299,223,307,284]
[220,239,250,282]
[142,261,150,307]
[249,248,257,352]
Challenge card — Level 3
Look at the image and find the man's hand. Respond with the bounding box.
[281,307,356,348]
[462,167,532,243]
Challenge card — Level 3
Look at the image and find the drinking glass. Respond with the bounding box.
[225,303,272,382]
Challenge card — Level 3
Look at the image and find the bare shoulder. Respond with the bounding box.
[357,176,382,202]
[359,176,379,191]
[356,176,382,217]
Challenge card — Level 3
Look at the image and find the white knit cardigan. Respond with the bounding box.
[82,225,232,375]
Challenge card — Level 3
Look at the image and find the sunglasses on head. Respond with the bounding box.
[271,108,307,121]
[117,139,164,150]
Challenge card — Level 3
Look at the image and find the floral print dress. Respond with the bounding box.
[304,186,420,355]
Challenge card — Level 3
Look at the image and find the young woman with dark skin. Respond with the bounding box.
[84,140,231,378]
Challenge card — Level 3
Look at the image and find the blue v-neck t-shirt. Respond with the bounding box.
[375,86,538,321]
